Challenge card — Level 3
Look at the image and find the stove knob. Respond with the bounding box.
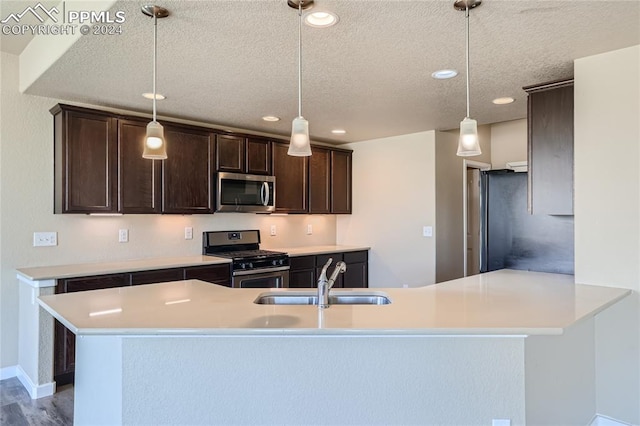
[240,263,246,269]
[272,260,277,266]
[249,262,254,269]
[279,259,285,266]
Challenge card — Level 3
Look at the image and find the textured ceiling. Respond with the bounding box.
[4,0,640,144]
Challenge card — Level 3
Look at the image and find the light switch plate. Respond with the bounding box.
[33,232,57,247]
[184,227,193,240]
[270,225,277,236]
[306,224,313,235]
[422,226,433,237]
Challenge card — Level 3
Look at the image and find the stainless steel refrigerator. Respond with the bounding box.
[479,170,574,274]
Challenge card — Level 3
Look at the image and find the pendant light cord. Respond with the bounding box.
[152,12,158,122]
[465,4,470,119]
[297,1,303,118]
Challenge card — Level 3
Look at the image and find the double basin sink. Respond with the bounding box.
[254,291,392,306]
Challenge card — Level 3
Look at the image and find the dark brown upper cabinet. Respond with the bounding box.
[215,134,245,173]
[52,105,118,213]
[309,146,331,214]
[215,135,271,175]
[118,118,161,213]
[330,150,352,214]
[524,79,574,215]
[271,141,308,213]
[246,138,271,175]
[51,104,350,215]
[162,124,215,214]
[273,142,352,214]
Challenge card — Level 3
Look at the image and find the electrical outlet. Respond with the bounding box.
[184,227,193,240]
[270,225,277,236]
[422,226,433,237]
[118,229,129,243]
[33,232,57,247]
[306,224,313,235]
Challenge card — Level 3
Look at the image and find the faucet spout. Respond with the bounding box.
[317,260,347,309]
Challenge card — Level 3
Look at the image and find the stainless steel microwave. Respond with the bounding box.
[216,172,276,213]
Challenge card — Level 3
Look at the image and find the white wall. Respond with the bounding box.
[574,44,640,424]
[0,52,337,370]
[336,127,497,288]
[490,119,527,170]
[336,131,437,287]
[435,127,492,283]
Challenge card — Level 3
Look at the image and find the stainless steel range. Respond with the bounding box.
[202,230,289,288]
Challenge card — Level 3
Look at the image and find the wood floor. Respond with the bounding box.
[0,378,73,425]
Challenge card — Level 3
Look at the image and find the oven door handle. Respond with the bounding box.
[233,266,290,276]
[260,182,270,206]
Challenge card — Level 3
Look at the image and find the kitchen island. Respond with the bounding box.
[38,269,630,425]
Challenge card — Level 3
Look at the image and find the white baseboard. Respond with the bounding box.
[0,365,18,380]
[590,414,632,426]
[15,365,56,399]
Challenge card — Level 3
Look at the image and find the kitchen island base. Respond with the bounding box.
[75,321,594,425]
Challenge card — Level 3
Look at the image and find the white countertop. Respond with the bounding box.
[37,269,631,337]
[16,255,231,281]
[16,246,368,281]
[275,245,370,257]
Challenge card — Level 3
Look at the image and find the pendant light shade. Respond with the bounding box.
[457,117,481,156]
[455,0,481,157]
[142,5,169,160]
[143,120,167,159]
[288,0,314,157]
[289,116,312,156]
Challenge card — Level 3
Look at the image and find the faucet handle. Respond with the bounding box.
[319,258,333,279]
[322,258,333,270]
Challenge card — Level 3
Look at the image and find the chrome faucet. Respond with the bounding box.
[317,258,347,308]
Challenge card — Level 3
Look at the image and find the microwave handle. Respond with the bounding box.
[261,182,270,206]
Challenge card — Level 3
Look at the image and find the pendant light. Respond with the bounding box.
[455,0,482,157]
[142,5,169,160]
[287,0,314,157]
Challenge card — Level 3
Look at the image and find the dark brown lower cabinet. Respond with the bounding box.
[54,273,129,386]
[288,251,368,289]
[342,251,368,288]
[184,264,231,286]
[289,256,316,288]
[316,253,344,288]
[130,268,184,285]
[53,264,231,385]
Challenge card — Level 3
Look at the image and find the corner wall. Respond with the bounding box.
[574,44,640,424]
[0,52,337,371]
[336,131,437,287]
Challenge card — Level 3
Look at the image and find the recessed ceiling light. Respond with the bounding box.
[331,129,347,135]
[262,115,281,122]
[492,97,515,105]
[304,11,339,28]
[142,93,166,100]
[431,69,458,80]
